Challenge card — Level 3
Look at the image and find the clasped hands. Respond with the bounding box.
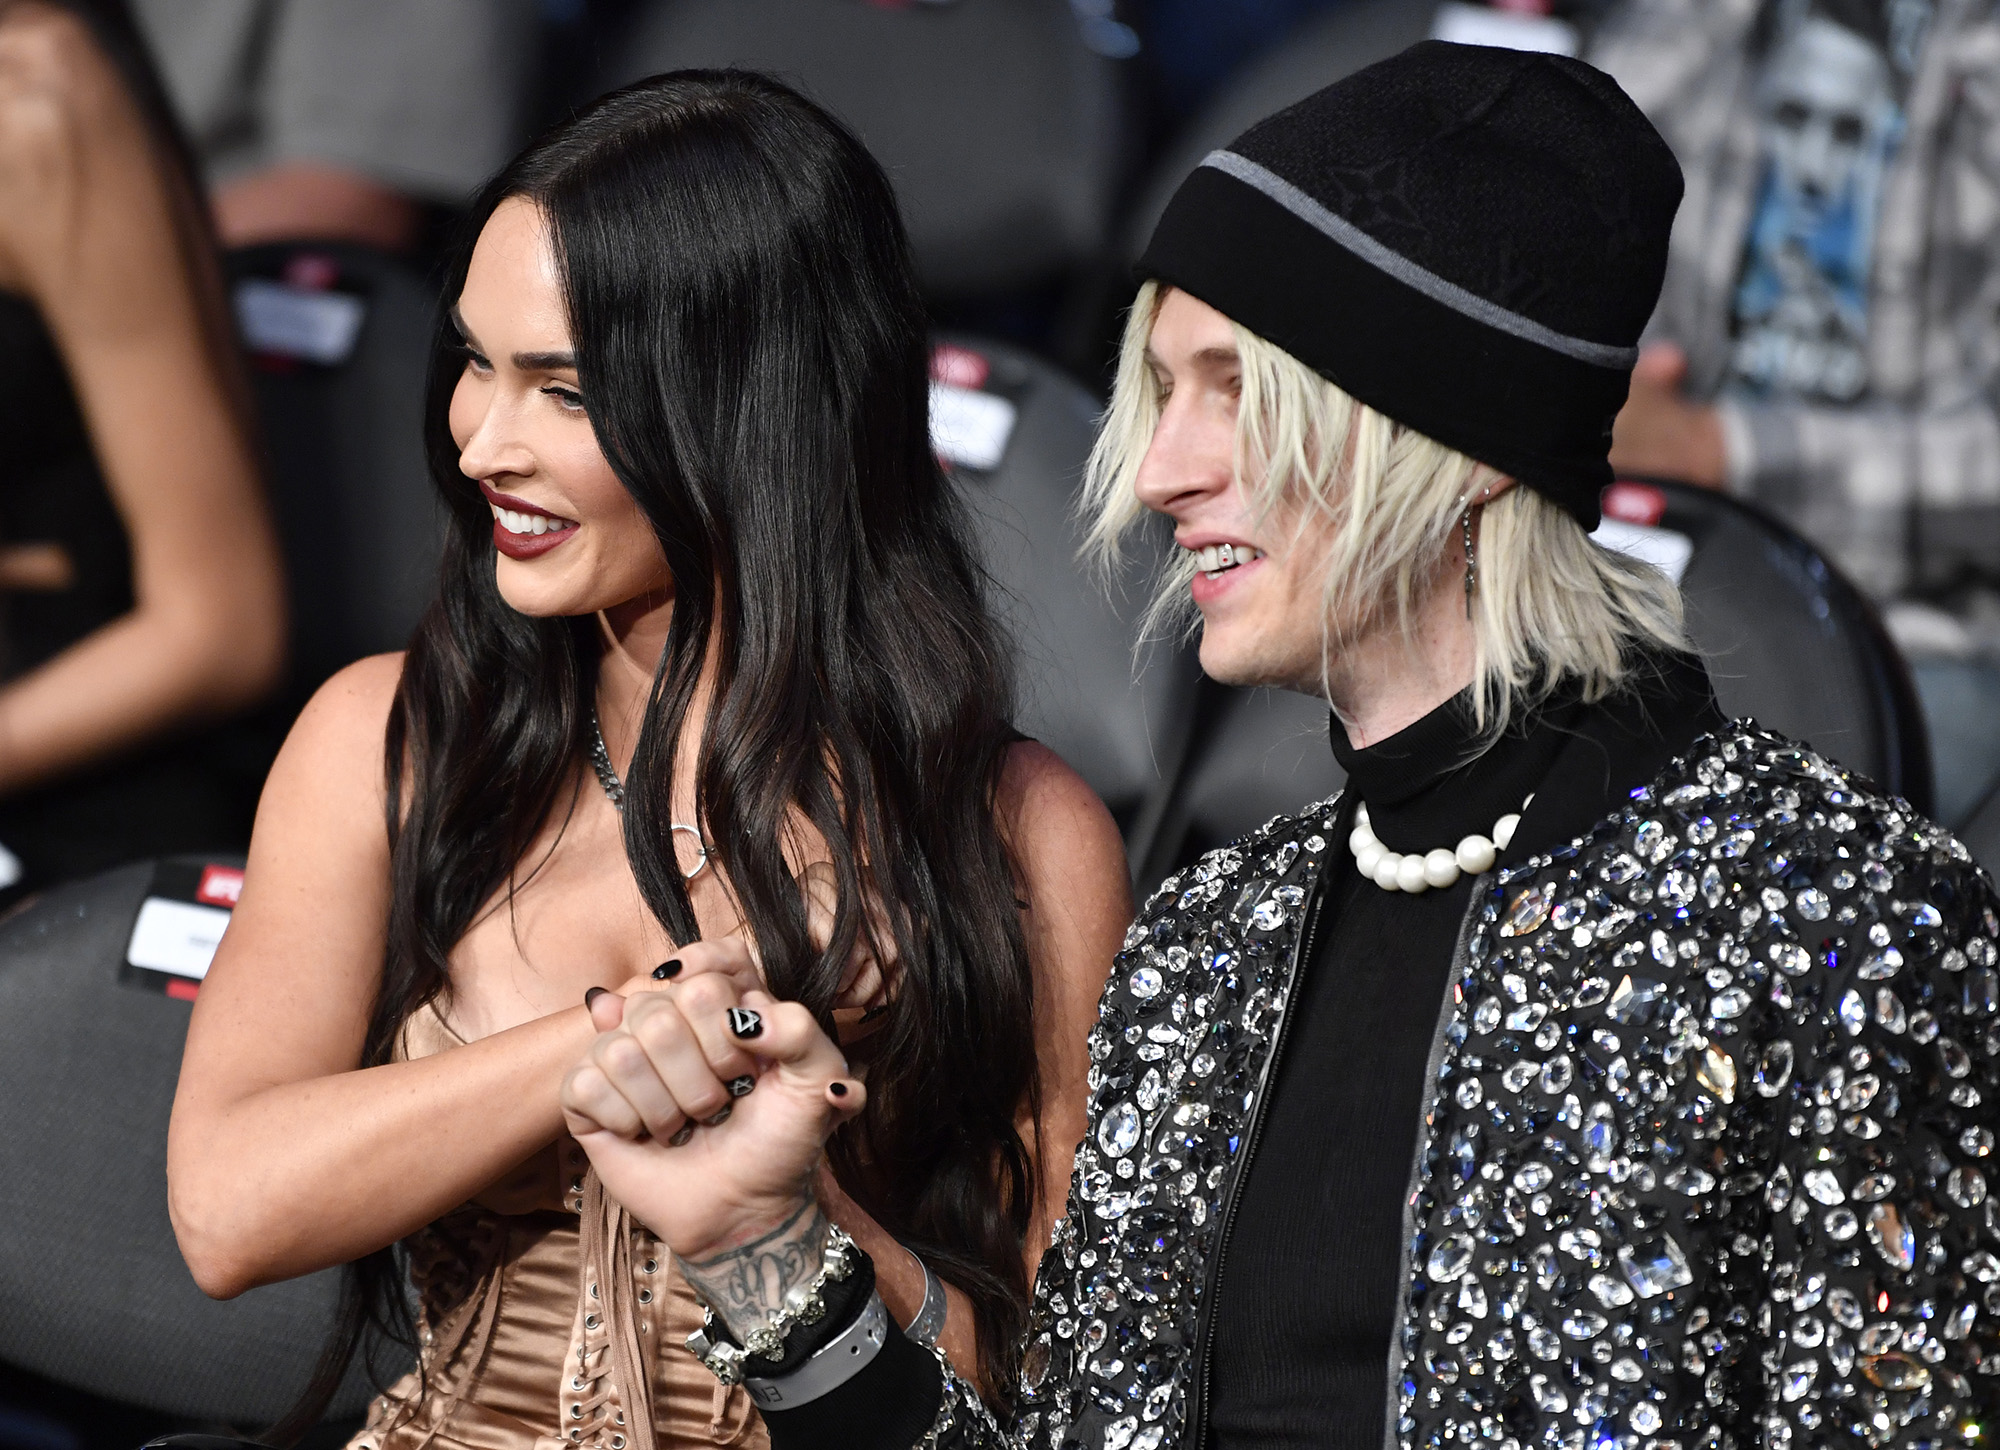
[562,941,864,1272]
[560,864,886,1337]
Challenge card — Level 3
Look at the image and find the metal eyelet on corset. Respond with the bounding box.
[615,1412,625,1426]
[584,1313,600,1329]
[637,1288,652,1303]
[570,1405,583,1419]
[572,1377,585,1391]
[589,1282,599,1299]
[612,1438,625,1448]
[642,1259,658,1274]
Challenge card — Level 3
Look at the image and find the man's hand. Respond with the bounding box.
[1609,343,1729,490]
[562,939,866,1335]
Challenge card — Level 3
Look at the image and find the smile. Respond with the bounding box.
[479,483,580,561]
[490,503,577,537]
[1187,542,1265,580]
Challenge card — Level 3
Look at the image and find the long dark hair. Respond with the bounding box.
[283,70,1040,1435]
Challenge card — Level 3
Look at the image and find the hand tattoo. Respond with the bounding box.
[675,1200,828,1342]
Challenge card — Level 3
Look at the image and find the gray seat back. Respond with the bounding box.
[230,243,444,707]
[603,0,1125,295]
[939,336,1194,836]
[0,859,379,1423]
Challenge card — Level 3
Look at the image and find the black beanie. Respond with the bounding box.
[1138,41,1683,529]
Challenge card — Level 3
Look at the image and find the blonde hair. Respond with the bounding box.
[1082,282,1687,735]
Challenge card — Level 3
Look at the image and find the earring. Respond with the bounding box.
[1462,507,1478,620]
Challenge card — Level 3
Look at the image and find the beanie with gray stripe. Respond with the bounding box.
[1137,40,1683,529]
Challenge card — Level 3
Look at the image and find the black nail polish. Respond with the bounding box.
[828,1081,849,1098]
[584,986,606,1008]
[703,1105,733,1127]
[667,1122,696,1147]
[653,959,682,980]
[727,1075,756,1098]
[727,1007,763,1039]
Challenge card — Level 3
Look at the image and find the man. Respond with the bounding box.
[1589,0,2000,820]
[558,42,2000,1450]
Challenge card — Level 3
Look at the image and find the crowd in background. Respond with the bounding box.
[5,0,2000,886]
[4,0,2000,1445]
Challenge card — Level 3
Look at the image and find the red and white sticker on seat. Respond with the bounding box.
[123,861,243,1000]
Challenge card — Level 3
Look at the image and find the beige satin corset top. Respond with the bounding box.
[347,1003,766,1450]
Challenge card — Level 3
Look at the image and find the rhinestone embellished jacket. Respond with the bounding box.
[913,724,2000,1449]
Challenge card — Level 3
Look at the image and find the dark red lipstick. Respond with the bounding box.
[480,481,579,561]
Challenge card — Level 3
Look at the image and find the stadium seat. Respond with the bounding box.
[0,858,385,1431]
[228,243,446,710]
[1635,479,1933,813]
[601,0,1128,298]
[933,336,1195,839]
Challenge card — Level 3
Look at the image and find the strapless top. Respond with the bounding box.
[346,1005,766,1450]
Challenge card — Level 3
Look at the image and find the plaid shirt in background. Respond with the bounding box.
[1590,0,2000,645]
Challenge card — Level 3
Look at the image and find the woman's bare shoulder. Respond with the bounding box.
[997,739,1132,934]
[261,652,406,814]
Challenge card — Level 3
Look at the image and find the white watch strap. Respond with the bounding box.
[742,1291,888,1409]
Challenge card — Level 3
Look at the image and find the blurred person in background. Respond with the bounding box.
[131,0,537,253]
[1589,0,2000,821]
[167,69,1127,1450]
[0,0,284,903]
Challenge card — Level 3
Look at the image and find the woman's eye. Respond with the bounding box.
[462,346,492,374]
[542,385,587,413]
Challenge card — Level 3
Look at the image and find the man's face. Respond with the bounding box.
[1763,18,1892,212]
[1133,288,1333,695]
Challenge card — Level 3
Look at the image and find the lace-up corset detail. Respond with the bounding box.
[346,1007,764,1450]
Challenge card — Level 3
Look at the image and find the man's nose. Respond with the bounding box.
[1133,402,1231,517]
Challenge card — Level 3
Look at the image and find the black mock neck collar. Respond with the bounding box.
[1326,651,1727,861]
[1330,683,1581,856]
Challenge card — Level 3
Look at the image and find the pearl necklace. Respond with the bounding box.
[1347,795,1532,894]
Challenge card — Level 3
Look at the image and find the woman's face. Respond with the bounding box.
[449,196,670,619]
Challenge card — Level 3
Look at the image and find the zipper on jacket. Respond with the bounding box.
[1184,872,1329,1449]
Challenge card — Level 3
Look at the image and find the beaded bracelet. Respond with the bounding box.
[685,1222,860,1385]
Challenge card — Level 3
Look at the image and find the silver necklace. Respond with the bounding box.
[589,712,710,880]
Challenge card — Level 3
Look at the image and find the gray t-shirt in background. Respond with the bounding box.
[132,0,538,203]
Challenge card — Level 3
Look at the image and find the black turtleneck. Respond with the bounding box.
[1204,655,1724,1450]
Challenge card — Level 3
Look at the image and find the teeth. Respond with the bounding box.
[490,502,574,536]
[1190,543,1264,574]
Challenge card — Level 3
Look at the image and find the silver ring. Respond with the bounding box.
[671,822,709,880]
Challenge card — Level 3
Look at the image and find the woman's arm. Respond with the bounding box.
[166,655,617,1298]
[816,745,1127,1384]
[996,742,1131,1270]
[0,5,284,794]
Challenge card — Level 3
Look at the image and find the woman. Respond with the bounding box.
[165,70,1129,1450]
[0,0,285,900]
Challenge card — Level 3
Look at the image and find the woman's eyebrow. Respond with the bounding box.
[445,305,575,371]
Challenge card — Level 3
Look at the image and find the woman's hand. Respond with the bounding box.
[0,4,158,313]
[562,938,866,1331]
